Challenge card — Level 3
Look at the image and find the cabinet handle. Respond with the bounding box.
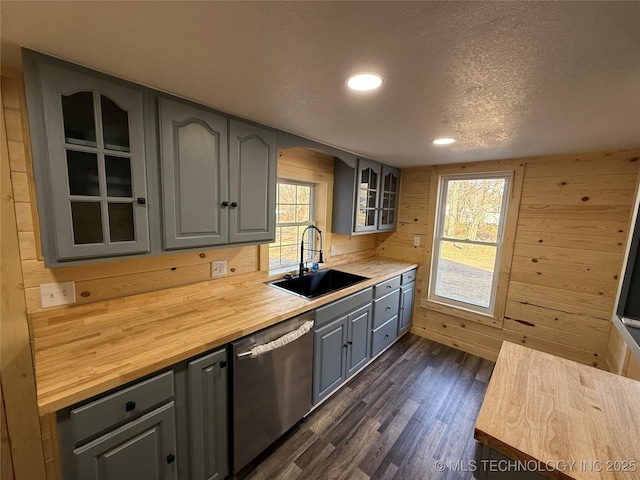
[221,201,229,207]
[125,401,136,412]
[230,202,238,208]
[386,306,391,311]
[343,344,348,349]
[385,334,389,339]
[166,454,175,464]
[136,197,146,205]
[387,285,392,289]
[347,341,353,346]
[220,360,227,368]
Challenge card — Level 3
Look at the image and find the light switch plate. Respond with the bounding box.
[413,236,421,247]
[211,260,227,277]
[40,281,76,308]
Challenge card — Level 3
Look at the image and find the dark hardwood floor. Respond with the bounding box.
[236,334,495,480]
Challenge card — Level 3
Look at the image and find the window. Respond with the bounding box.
[269,180,315,271]
[429,173,511,316]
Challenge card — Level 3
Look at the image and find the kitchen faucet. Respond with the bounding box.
[299,225,324,277]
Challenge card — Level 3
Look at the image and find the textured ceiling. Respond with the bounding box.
[1,1,639,167]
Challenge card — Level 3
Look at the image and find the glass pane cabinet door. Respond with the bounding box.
[39,61,149,262]
[355,159,381,232]
[379,165,400,231]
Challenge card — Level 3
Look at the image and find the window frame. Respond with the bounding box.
[429,172,513,316]
[269,179,316,273]
[420,160,524,328]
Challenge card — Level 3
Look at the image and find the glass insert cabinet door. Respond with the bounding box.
[39,62,149,261]
[355,159,382,232]
[378,165,400,231]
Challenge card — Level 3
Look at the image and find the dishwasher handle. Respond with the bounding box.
[237,320,314,359]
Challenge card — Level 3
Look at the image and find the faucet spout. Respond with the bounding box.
[299,225,324,277]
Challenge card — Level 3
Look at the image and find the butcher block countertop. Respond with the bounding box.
[31,257,417,415]
[475,342,640,480]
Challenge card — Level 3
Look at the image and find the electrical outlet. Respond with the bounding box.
[330,245,336,256]
[413,236,421,247]
[40,281,76,308]
[211,260,227,277]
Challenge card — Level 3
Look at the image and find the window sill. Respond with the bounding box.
[419,298,504,329]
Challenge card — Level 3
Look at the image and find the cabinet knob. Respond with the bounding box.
[347,341,353,346]
[343,344,348,349]
[230,202,238,208]
[136,197,146,205]
[221,201,229,207]
[166,454,175,464]
[125,401,136,412]
[220,360,227,368]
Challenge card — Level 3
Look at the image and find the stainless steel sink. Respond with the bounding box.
[268,269,369,299]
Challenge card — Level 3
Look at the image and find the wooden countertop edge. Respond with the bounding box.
[473,429,574,480]
[35,259,418,414]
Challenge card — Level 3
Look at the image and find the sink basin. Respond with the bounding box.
[268,269,369,299]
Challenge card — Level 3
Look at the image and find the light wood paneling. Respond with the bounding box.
[379,150,640,369]
[1,78,47,480]
[1,384,15,480]
[625,351,640,381]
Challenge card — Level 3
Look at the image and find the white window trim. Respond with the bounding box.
[269,179,316,274]
[428,172,513,317]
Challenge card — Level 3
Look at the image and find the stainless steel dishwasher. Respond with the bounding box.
[231,310,314,473]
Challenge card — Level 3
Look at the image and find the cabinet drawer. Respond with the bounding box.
[70,371,174,445]
[401,269,417,285]
[373,289,400,329]
[374,276,401,299]
[371,316,399,358]
[315,287,373,328]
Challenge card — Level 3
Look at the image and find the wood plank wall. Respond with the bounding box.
[1,70,47,480]
[377,151,640,369]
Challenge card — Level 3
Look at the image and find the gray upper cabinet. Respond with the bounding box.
[24,54,150,264]
[378,165,400,231]
[228,119,276,244]
[332,157,400,235]
[159,98,229,249]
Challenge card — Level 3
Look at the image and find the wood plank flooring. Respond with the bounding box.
[235,334,495,480]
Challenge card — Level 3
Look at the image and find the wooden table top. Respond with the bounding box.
[31,258,417,414]
[475,342,640,480]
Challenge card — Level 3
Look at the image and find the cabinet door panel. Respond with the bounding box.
[379,165,400,231]
[354,159,381,233]
[346,304,372,378]
[188,350,228,480]
[399,283,415,334]
[159,98,229,249]
[229,120,276,244]
[313,317,347,404]
[38,61,149,261]
[74,402,177,480]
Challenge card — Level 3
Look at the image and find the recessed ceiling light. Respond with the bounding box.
[347,73,383,91]
[433,138,456,145]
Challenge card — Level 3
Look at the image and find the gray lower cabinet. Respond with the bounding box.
[159,97,229,249]
[399,281,415,335]
[57,371,177,480]
[187,349,228,480]
[313,316,348,404]
[313,297,373,405]
[74,402,177,480]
